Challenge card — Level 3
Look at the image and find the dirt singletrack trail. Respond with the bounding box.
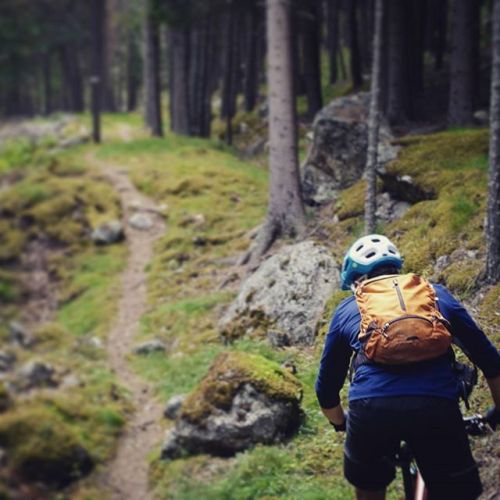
[91,152,166,500]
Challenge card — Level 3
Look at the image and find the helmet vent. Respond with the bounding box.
[371,238,380,242]
[365,251,376,258]
[356,245,364,251]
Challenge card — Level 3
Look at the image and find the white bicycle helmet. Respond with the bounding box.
[340,234,403,290]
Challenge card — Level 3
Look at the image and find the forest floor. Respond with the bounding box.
[0,113,498,500]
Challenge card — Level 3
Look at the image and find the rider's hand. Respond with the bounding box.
[330,411,348,432]
[485,406,500,430]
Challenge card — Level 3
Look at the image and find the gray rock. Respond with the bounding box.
[0,351,16,372]
[15,360,57,391]
[129,213,154,231]
[91,220,124,245]
[161,383,301,459]
[302,93,399,203]
[375,192,411,223]
[220,241,340,345]
[133,339,166,355]
[9,321,34,348]
[434,255,451,275]
[164,394,187,420]
[267,330,291,348]
[380,172,435,203]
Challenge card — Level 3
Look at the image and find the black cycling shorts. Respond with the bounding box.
[344,396,483,500]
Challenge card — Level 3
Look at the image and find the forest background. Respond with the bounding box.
[0,0,499,499]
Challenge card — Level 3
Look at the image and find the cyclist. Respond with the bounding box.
[316,234,500,500]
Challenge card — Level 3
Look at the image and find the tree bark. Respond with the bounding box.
[42,52,52,115]
[432,0,447,70]
[244,0,306,265]
[487,0,500,283]
[91,0,104,143]
[349,0,363,88]
[168,27,190,134]
[244,3,260,112]
[448,0,475,127]
[59,45,84,112]
[365,0,384,234]
[301,0,323,118]
[143,0,163,137]
[126,36,140,112]
[326,0,339,84]
[387,0,408,124]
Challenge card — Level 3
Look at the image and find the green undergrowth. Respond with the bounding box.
[0,132,129,495]
[92,119,412,498]
[329,128,490,298]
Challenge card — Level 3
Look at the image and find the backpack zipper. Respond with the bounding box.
[382,315,433,336]
[393,279,407,311]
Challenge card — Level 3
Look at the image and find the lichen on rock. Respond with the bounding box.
[161,351,302,458]
[220,241,340,346]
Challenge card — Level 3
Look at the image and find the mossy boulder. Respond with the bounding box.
[161,352,302,458]
[220,241,340,345]
[302,93,399,203]
[0,408,94,488]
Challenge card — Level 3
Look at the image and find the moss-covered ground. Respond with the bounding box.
[1,114,498,499]
[0,130,129,497]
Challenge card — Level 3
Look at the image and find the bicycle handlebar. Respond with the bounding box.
[463,414,492,437]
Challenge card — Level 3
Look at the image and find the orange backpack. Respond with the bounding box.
[354,273,452,365]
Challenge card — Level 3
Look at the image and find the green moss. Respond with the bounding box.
[358,129,490,294]
[440,260,483,295]
[181,352,302,425]
[34,323,70,350]
[58,246,127,337]
[0,222,25,262]
[220,309,276,343]
[0,407,94,488]
[478,285,500,341]
[335,180,366,220]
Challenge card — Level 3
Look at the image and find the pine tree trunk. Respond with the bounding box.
[387,0,407,124]
[448,0,475,127]
[360,0,373,72]
[91,0,104,143]
[326,0,339,84]
[243,0,306,265]
[487,0,500,283]
[168,27,190,134]
[365,0,384,234]
[433,0,447,70]
[349,0,363,88]
[126,36,140,112]
[102,0,116,112]
[42,52,52,115]
[301,0,323,118]
[143,1,163,137]
[221,4,241,144]
[244,3,260,112]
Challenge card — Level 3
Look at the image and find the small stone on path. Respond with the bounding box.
[129,213,154,231]
[133,339,166,355]
[91,220,124,245]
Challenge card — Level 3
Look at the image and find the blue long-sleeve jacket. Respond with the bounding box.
[315,284,500,409]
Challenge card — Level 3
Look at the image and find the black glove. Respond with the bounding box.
[330,412,348,432]
[485,406,500,430]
